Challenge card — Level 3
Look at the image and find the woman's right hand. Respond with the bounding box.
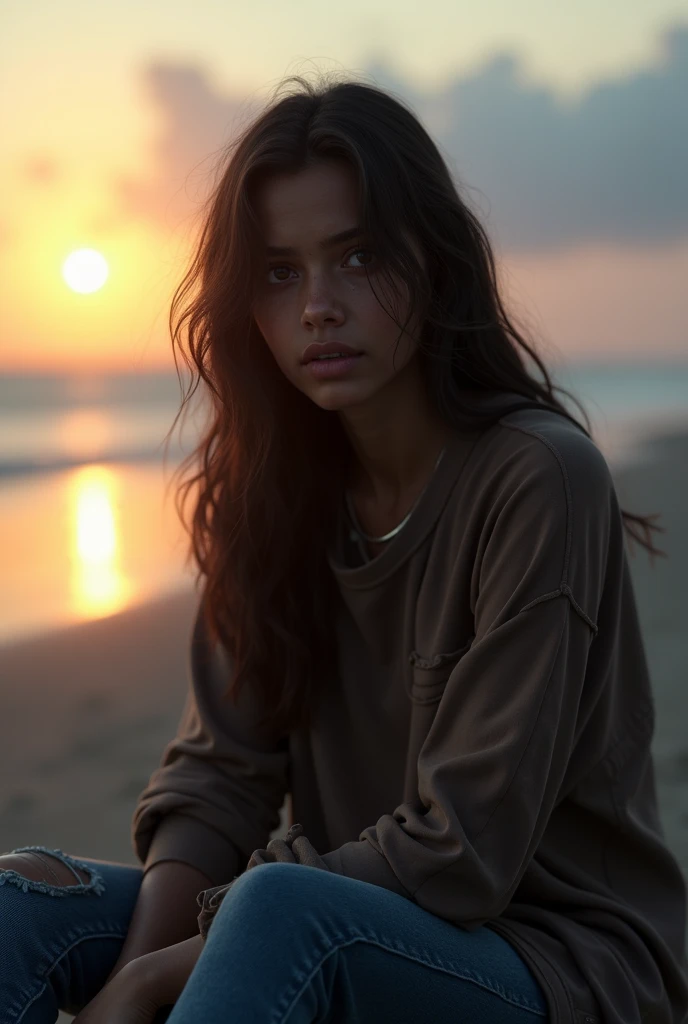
[74,933,205,1023]
[71,960,166,1024]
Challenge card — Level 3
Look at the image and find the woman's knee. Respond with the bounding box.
[219,862,342,923]
[231,861,319,896]
[0,848,91,888]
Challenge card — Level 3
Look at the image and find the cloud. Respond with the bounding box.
[388,22,688,251]
[114,21,688,252]
[115,65,263,232]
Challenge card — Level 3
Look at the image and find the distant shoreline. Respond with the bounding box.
[1,360,688,481]
[0,582,199,653]
[0,448,183,480]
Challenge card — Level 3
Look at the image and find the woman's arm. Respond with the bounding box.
[134,932,206,1007]
[131,598,290,895]
[105,860,213,982]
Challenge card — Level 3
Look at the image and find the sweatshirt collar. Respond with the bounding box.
[327,424,482,589]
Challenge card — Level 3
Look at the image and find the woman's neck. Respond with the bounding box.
[345,420,452,513]
[345,428,450,543]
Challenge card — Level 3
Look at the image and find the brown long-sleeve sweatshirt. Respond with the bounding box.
[132,391,688,1024]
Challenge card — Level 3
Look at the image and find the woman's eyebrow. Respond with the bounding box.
[265,226,363,257]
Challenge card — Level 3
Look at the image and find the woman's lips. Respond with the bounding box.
[305,353,364,379]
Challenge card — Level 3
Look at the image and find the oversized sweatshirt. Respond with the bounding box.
[132,391,688,1024]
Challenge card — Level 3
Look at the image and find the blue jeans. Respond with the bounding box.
[1,845,549,1023]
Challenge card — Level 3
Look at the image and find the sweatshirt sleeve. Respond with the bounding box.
[312,431,616,925]
[131,595,291,887]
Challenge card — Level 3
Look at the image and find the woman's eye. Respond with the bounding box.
[267,266,291,283]
[266,247,374,284]
[347,247,374,268]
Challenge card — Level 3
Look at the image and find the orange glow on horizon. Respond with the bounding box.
[0,175,190,372]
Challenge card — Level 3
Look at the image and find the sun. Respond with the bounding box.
[62,248,109,294]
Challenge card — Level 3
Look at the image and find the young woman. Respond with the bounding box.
[1,75,687,1024]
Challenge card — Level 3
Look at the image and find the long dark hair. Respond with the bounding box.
[164,72,666,741]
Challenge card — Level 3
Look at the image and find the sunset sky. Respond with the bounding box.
[1,0,687,371]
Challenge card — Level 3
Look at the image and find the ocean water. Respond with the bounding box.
[1,360,687,643]
[0,371,204,476]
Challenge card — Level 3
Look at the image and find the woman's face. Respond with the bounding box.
[251,159,426,414]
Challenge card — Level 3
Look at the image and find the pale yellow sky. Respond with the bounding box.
[1,1,687,370]
[3,0,684,99]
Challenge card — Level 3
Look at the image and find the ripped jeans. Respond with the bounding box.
[0,845,550,1024]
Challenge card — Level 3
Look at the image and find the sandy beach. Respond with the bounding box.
[1,427,687,1022]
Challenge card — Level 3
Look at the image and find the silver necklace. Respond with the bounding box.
[345,445,447,544]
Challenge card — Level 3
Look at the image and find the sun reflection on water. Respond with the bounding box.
[69,465,132,618]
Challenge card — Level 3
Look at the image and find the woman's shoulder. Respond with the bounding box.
[457,400,616,527]
[490,401,614,496]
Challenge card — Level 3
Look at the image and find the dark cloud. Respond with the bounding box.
[115,21,688,251]
[383,22,688,250]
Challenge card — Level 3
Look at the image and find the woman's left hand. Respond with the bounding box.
[72,933,205,1024]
